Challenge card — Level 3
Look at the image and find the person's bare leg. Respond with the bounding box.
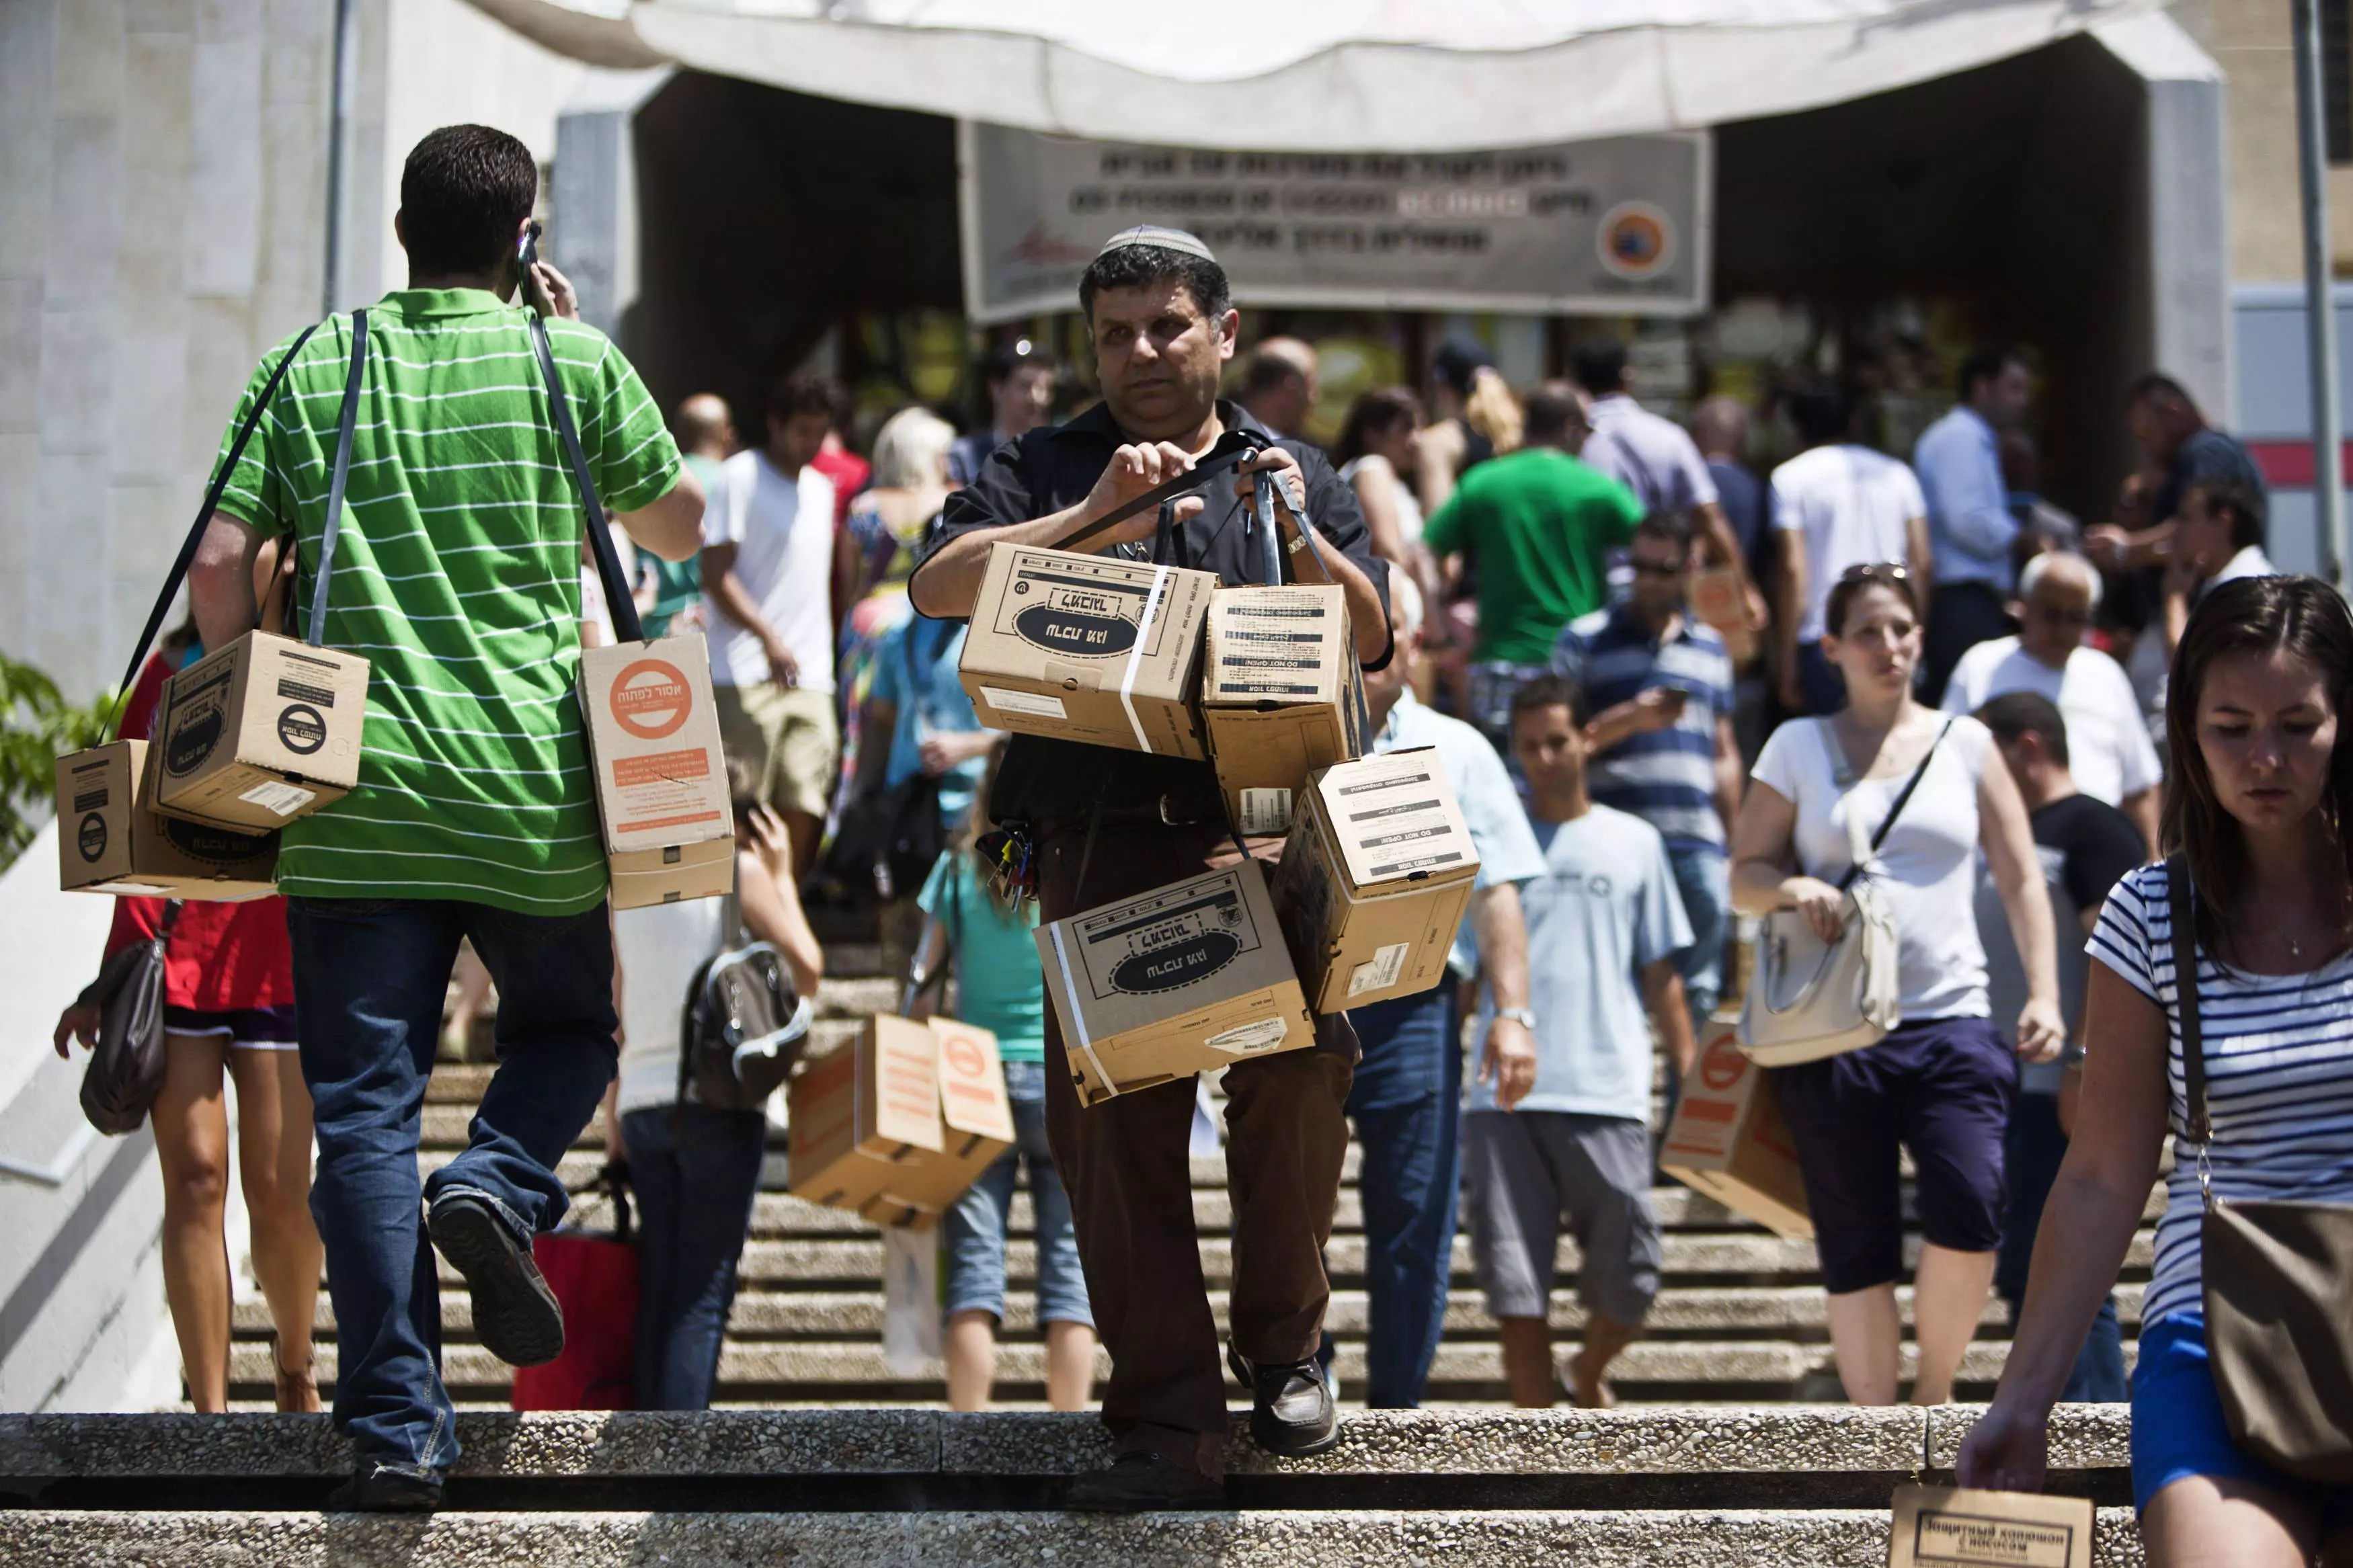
[945,1309,997,1412]
[1497,1317,1556,1408]
[1824,1284,1903,1405]
[226,1046,323,1412]
[2142,1475,2317,1568]
[1044,1320,1097,1412]
[149,1033,233,1412]
[442,942,493,1063]
[1909,1244,1997,1405]
[1566,1311,1643,1409]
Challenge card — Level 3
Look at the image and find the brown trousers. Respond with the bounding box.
[1037,821,1355,1479]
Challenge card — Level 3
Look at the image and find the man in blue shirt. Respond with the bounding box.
[861,612,998,850]
[1551,512,1740,1044]
[1913,347,2033,702]
[1337,573,1545,1409]
[1468,673,1694,1409]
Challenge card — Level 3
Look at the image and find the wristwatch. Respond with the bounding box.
[1495,1007,1538,1030]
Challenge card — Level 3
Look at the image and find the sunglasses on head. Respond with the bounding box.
[1838,561,1909,586]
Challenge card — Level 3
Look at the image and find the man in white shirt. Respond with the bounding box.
[701,373,842,874]
[1769,380,1931,715]
[1941,550,2161,852]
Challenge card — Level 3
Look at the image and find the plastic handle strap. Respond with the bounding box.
[305,309,370,649]
[1049,427,1270,553]
[527,311,645,645]
[101,320,325,739]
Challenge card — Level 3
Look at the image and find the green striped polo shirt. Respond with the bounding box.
[212,288,682,915]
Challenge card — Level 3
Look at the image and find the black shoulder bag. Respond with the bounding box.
[2167,854,2353,1482]
[76,901,182,1135]
[678,893,815,1114]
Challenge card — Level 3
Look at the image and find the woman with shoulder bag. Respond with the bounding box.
[1730,563,2065,1405]
[606,777,823,1411]
[1962,575,2353,1564]
[50,616,323,1413]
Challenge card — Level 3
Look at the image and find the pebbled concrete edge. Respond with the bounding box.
[1925,1403,2133,1471]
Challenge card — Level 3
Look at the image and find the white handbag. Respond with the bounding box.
[1738,718,1950,1067]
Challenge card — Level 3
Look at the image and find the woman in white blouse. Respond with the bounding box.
[1730,563,2063,1407]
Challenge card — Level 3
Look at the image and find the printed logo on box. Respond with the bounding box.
[276,704,327,755]
[77,813,107,862]
[941,1033,987,1079]
[165,667,233,776]
[162,815,274,866]
[609,660,694,741]
[1699,1036,1747,1091]
[1078,883,1256,998]
[1012,588,1140,655]
[1914,1510,2075,1567]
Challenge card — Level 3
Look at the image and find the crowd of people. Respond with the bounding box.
[44,124,2353,1557]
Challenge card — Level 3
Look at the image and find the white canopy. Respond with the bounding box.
[469,0,2174,151]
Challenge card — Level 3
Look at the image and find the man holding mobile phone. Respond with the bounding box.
[1550,512,1743,1057]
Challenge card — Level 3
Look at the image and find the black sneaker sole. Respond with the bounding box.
[325,1474,443,1513]
[428,1199,564,1368]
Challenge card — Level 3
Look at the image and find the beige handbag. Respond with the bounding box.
[1738,719,1949,1067]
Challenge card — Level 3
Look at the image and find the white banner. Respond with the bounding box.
[958,122,1711,324]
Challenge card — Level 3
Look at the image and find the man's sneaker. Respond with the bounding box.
[324,1461,443,1513]
[1228,1342,1341,1457]
[427,1194,563,1367]
[1064,1451,1226,1512]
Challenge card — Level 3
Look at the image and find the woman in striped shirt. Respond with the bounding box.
[1961,575,2353,1562]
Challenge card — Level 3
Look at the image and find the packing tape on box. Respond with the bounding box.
[1048,922,1120,1100]
[1117,565,1170,754]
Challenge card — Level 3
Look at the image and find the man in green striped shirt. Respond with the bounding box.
[188,125,703,1510]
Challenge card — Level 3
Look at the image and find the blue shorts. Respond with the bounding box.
[2131,1312,2353,1530]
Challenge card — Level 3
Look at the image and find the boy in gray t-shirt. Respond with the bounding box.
[1468,675,1695,1409]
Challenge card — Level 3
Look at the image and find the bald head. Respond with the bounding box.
[672,393,735,460]
[2016,549,2100,668]
[1689,396,1749,461]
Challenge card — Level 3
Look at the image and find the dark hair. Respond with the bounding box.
[766,373,839,427]
[1633,511,1696,554]
[1242,347,1309,399]
[1333,386,1423,466]
[1570,338,1629,395]
[1510,672,1591,730]
[2163,575,2353,961]
[1788,380,1853,446]
[1824,562,1917,638]
[2189,477,2267,552]
[1078,245,1231,327]
[2126,371,2196,411]
[1431,338,1492,393]
[1977,691,2070,768]
[1522,382,1585,446]
[984,339,1055,386]
[398,125,537,276]
[1956,347,2023,403]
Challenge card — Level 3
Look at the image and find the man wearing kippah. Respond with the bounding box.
[913,226,1393,1510]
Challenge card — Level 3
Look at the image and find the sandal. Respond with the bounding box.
[272,1332,321,1413]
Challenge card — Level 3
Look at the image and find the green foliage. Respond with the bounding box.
[0,652,118,864]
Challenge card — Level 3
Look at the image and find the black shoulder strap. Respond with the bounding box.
[305,308,369,647]
[104,321,324,737]
[528,312,644,645]
[1835,717,1954,892]
[2166,854,2210,1143]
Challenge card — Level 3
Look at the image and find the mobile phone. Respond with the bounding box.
[520,218,543,270]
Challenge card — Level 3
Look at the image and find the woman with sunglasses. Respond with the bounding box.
[1730,563,2065,1404]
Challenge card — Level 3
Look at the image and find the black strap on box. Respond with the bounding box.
[101,319,327,739]
[527,311,645,647]
[1047,427,1271,554]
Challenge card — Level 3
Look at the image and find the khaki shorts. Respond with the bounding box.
[715,682,840,820]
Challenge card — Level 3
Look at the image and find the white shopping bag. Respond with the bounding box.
[880,1223,942,1377]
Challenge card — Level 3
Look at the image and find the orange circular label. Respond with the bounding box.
[1699,1037,1747,1091]
[1597,201,1676,281]
[943,1035,987,1079]
[610,660,691,740]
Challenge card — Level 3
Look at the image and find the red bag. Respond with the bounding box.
[511,1164,638,1411]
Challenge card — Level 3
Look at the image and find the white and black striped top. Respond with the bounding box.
[2088,862,2353,1327]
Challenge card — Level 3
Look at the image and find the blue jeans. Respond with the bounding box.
[1343,983,1463,1409]
[945,1060,1091,1327]
[1997,1091,2129,1402]
[286,897,619,1477]
[623,1103,768,1410]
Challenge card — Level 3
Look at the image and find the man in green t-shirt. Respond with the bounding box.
[188,126,705,1512]
[1420,384,1644,743]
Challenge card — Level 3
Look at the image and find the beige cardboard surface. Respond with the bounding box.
[1272,749,1478,1012]
[151,632,368,830]
[1661,1020,1813,1241]
[959,542,1214,757]
[1888,1485,2093,1568]
[580,632,733,905]
[785,1016,1014,1229]
[1203,585,1363,834]
[1037,859,1314,1108]
[56,740,278,900]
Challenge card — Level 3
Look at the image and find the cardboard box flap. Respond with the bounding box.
[1304,748,1479,891]
[928,1018,1016,1144]
[867,1015,946,1153]
[1205,585,1349,705]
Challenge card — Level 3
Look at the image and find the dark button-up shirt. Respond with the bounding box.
[918,399,1390,824]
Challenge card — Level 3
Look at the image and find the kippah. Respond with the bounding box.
[1094,225,1218,263]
